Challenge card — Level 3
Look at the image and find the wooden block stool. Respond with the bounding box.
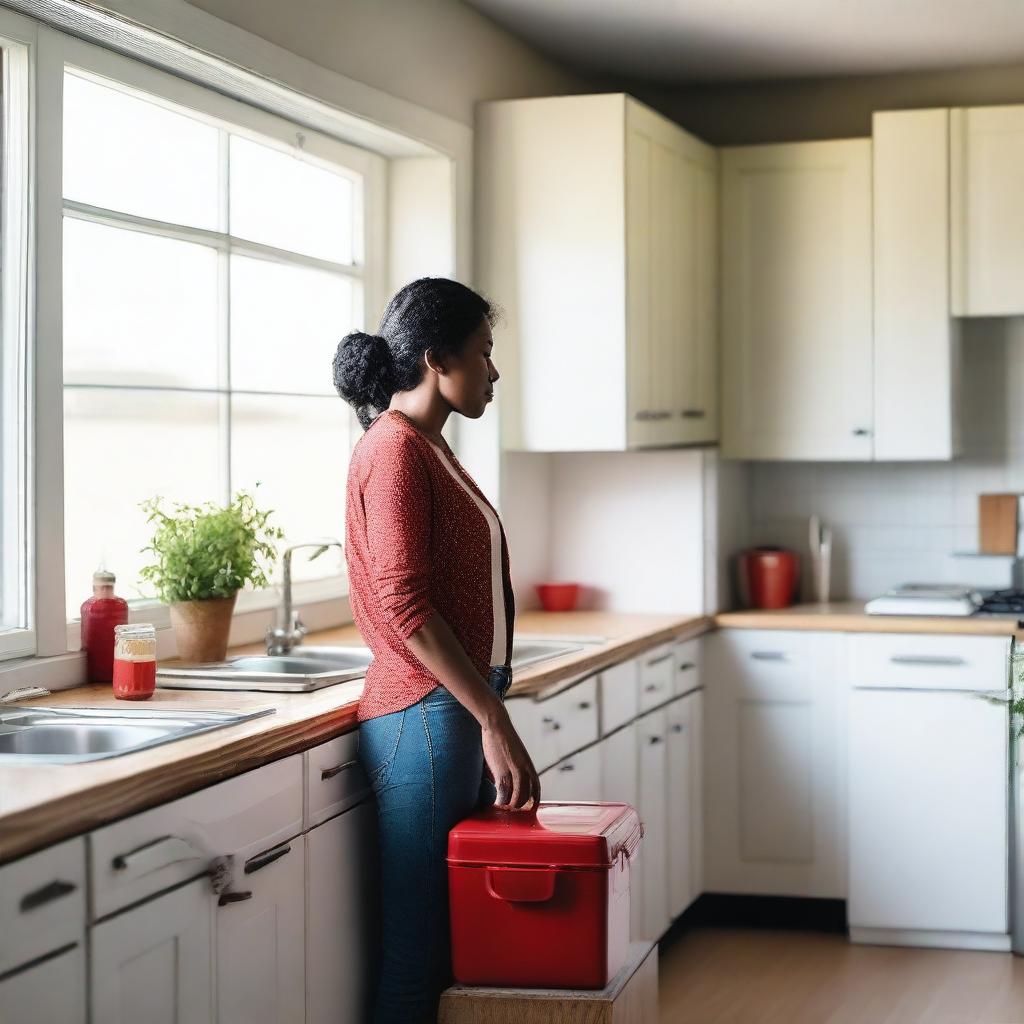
[438,940,658,1024]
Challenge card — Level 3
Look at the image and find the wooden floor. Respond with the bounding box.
[658,928,1024,1024]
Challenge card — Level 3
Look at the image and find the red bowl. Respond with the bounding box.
[536,582,580,612]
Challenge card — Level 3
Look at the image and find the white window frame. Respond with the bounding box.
[55,38,387,648]
[0,1,472,689]
[0,11,37,660]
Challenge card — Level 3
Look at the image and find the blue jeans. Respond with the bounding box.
[358,666,513,1024]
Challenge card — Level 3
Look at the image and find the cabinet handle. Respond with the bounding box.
[577,701,592,710]
[647,736,663,745]
[559,763,576,772]
[19,879,76,914]
[112,835,203,878]
[244,843,292,875]
[646,653,672,668]
[643,683,664,693]
[635,410,672,421]
[677,662,696,672]
[750,651,788,662]
[321,759,358,781]
[541,717,561,730]
[218,890,253,907]
[680,409,706,419]
[890,655,966,666]
[671,723,686,733]
[852,427,871,437]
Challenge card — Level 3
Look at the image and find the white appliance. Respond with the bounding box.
[864,583,983,617]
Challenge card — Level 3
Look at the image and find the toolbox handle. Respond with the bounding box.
[485,866,556,903]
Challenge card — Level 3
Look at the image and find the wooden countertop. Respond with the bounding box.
[0,610,709,864]
[714,601,1024,637]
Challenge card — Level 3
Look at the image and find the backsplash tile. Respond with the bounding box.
[747,318,1024,600]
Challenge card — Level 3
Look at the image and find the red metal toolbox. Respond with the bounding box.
[447,801,643,989]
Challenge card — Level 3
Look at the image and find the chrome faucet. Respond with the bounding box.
[265,539,344,656]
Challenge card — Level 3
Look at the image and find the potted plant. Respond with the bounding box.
[139,490,284,664]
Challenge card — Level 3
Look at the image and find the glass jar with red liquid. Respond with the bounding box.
[80,570,129,682]
[112,623,157,700]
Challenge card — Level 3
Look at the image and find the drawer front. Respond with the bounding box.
[540,743,602,803]
[639,644,674,712]
[537,676,599,767]
[91,754,303,920]
[849,633,1011,692]
[713,629,817,695]
[0,837,86,975]
[305,733,370,830]
[672,638,702,697]
[600,658,640,736]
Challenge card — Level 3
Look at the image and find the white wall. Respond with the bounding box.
[505,449,708,614]
[183,0,599,128]
[745,318,1024,601]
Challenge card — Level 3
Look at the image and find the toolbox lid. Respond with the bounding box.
[447,801,643,868]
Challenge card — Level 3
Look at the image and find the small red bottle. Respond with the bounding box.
[80,570,129,683]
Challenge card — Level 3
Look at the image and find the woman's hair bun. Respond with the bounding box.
[332,330,395,430]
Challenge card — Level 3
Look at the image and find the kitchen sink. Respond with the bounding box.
[157,646,374,693]
[0,706,274,764]
[154,636,606,694]
[509,635,606,670]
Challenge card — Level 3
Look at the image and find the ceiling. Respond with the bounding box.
[464,0,1024,83]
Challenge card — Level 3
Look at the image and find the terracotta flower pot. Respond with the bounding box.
[169,593,238,664]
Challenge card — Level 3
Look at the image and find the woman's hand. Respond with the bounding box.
[482,709,542,811]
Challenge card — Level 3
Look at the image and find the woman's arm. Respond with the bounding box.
[405,616,540,811]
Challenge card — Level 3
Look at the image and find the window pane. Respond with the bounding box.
[230,135,355,264]
[63,218,220,388]
[230,395,349,584]
[230,256,355,396]
[1,308,25,634]
[63,72,220,228]
[63,389,222,617]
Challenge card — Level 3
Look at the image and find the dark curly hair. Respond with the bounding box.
[332,277,497,430]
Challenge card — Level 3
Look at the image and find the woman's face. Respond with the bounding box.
[433,318,499,419]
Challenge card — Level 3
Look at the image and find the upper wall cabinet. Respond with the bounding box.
[873,109,960,461]
[478,94,718,452]
[951,105,1024,316]
[721,139,873,460]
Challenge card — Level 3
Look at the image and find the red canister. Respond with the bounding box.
[737,547,801,609]
[447,802,643,989]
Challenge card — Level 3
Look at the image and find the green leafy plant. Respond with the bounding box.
[139,490,284,603]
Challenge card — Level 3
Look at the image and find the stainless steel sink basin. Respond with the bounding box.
[154,635,605,694]
[157,645,374,693]
[510,635,606,670]
[0,706,275,764]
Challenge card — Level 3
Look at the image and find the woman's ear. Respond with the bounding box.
[424,347,447,376]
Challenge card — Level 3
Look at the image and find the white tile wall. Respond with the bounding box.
[748,318,1024,600]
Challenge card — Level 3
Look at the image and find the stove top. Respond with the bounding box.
[976,588,1024,615]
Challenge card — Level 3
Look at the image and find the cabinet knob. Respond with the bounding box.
[541,716,561,730]
[559,762,576,772]
[648,735,663,745]
[678,662,695,672]
[671,723,685,733]
[577,701,592,710]
[852,427,871,437]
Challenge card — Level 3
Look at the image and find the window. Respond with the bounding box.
[60,69,380,618]
[0,36,32,659]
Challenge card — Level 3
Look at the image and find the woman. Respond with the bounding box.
[333,277,541,1023]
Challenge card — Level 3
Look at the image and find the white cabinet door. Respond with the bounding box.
[600,657,640,737]
[665,697,694,918]
[599,724,644,942]
[951,104,1024,316]
[541,743,602,802]
[91,877,215,1024]
[704,630,845,898]
[306,799,379,1024]
[721,139,873,460]
[217,837,305,1024]
[0,944,85,1024]
[639,645,674,713]
[637,709,670,940]
[848,688,1009,942]
[626,99,718,448]
[873,109,958,461]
